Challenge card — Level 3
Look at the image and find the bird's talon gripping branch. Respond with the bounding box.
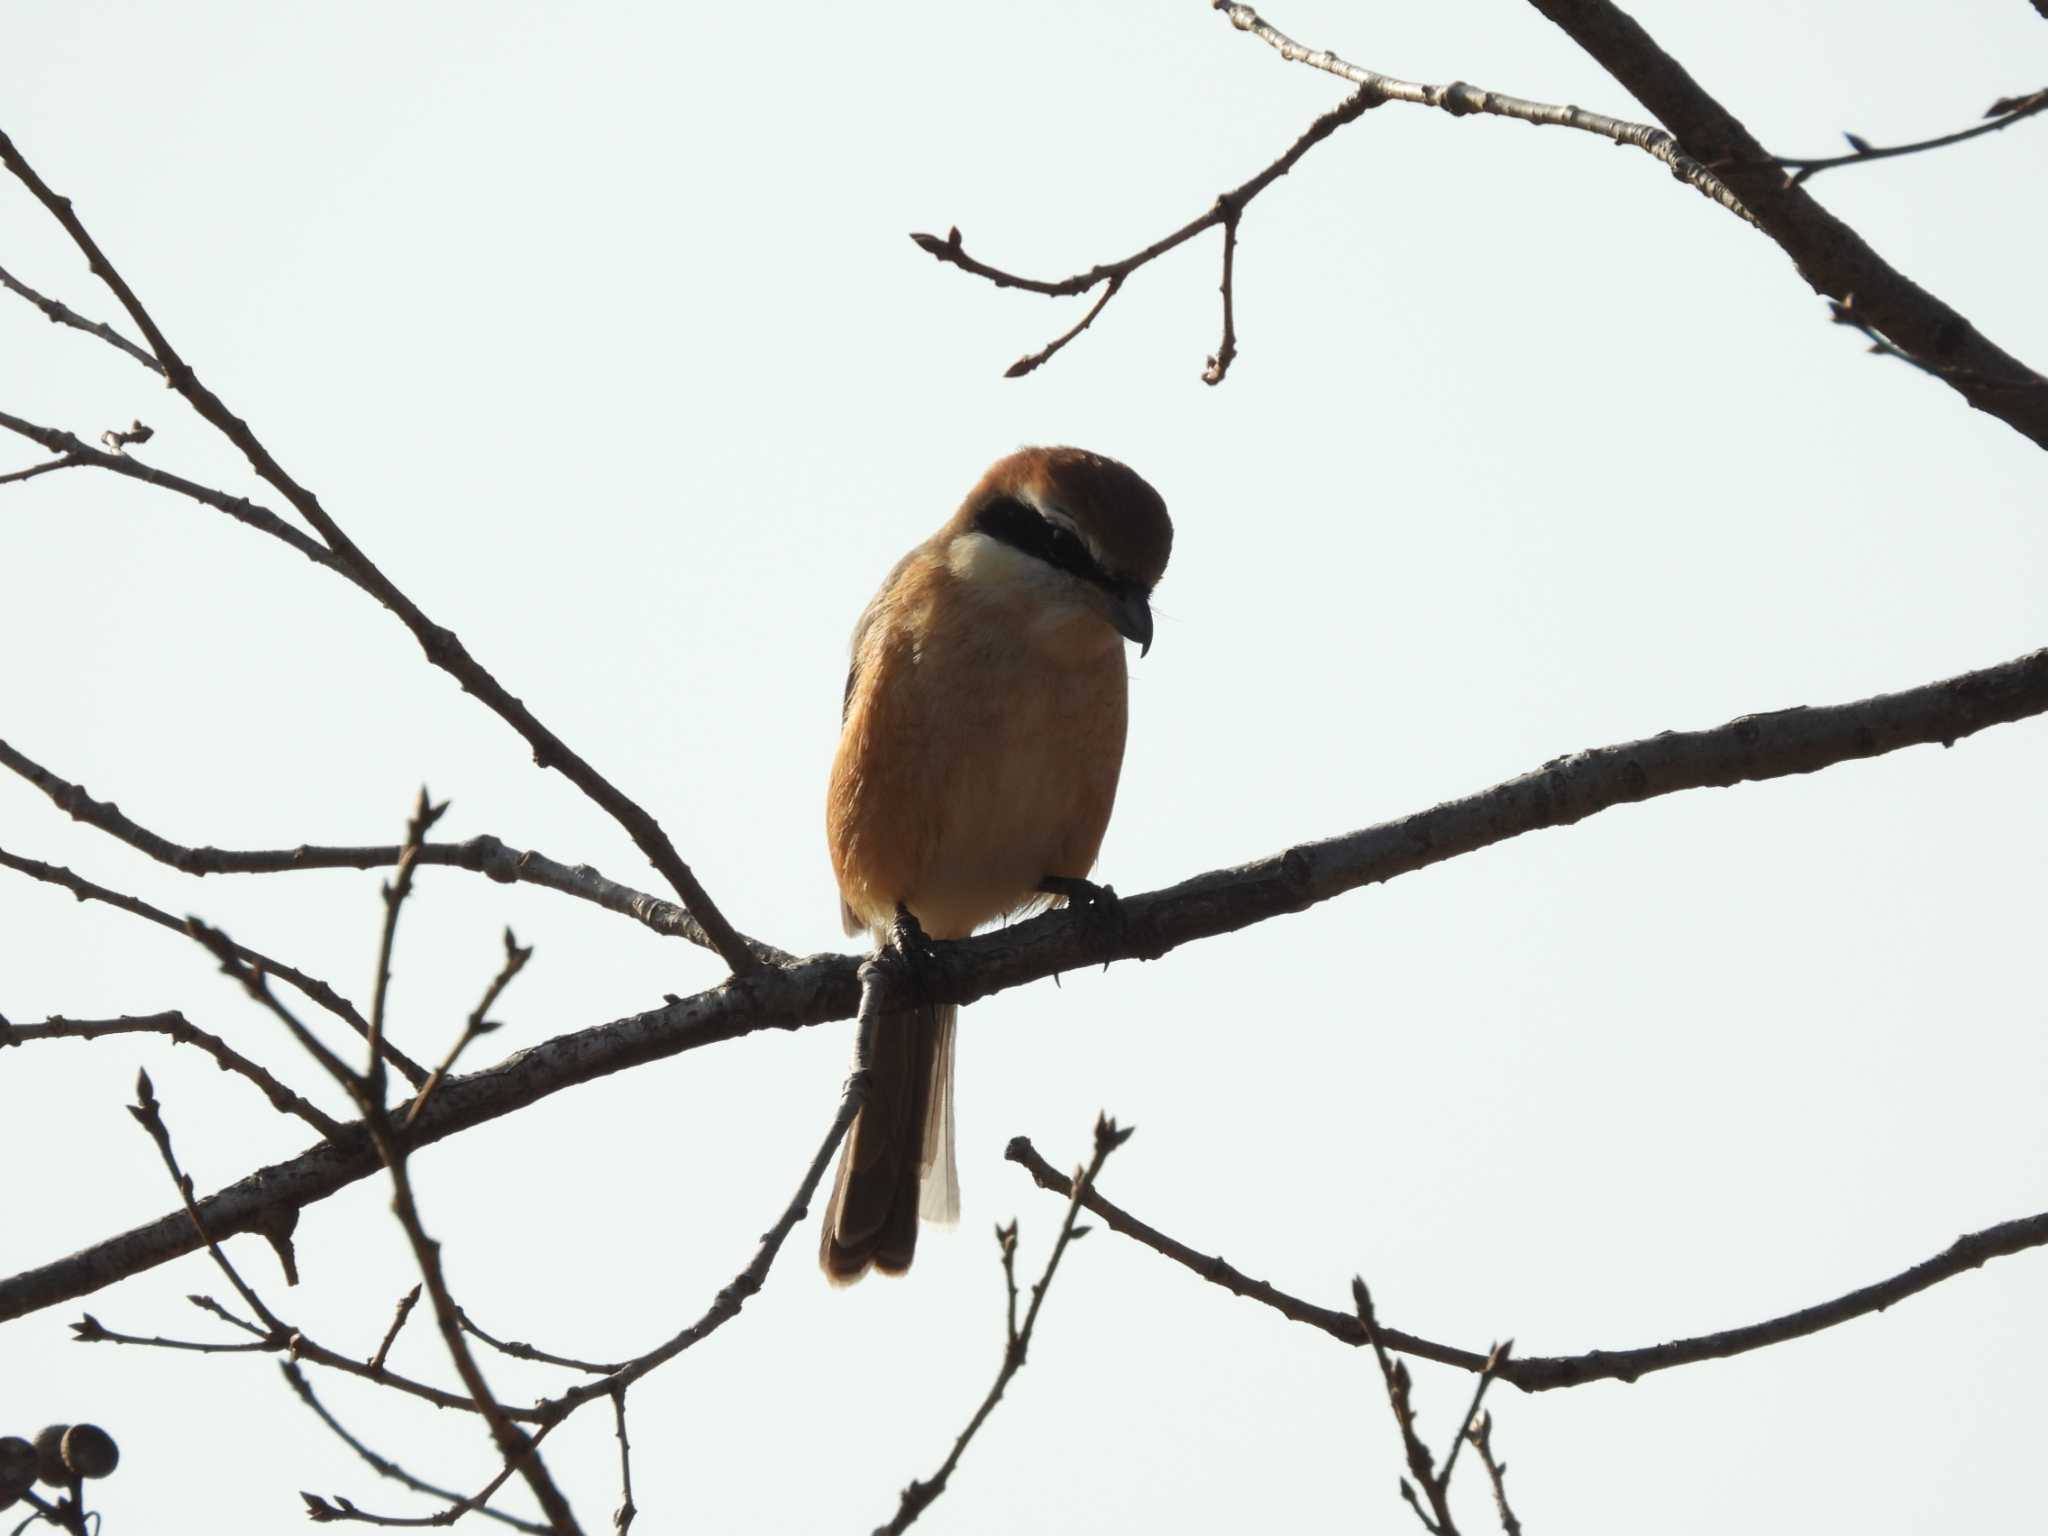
[889,902,941,1005]
[1039,875,1126,972]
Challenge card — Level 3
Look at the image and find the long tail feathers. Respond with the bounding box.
[820,1002,958,1284]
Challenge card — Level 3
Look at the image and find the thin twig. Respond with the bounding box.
[368,1285,423,1374]
[1202,206,1241,385]
[1216,0,1749,217]
[1008,1137,2048,1393]
[0,735,790,962]
[0,841,426,1085]
[300,1422,561,1530]
[876,1115,1133,1534]
[68,1313,270,1354]
[456,1308,621,1376]
[2,1010,340,1136]
[913,87,1376,379]
[0,454,79,486]
[282,1363,551,1535]
[610,1389,636,1535]
[186,920,371,1104]
[0,409,351,574]
[127,1067,285,1332]
[367,789,447,1106]
[0,260,164,371]
[406,927,532,1127]
[1466,1413,1523,1536]
[1355,1278,1458,1536]
[1436,1341,1513,1490]
[1769,88,2048,186]
[537,1014,875,1418]
[1001,274,1123,378]
[0,129,758,974]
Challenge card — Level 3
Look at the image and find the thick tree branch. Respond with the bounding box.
[0,129,757,975]
[1006,1138,2048,1394]
[0,738,791,964]
[4,641,2044,1321]
[1520,0,2048,446]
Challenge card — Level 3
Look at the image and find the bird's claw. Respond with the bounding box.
[1039,876,1126,972]
[890,902,942,1009]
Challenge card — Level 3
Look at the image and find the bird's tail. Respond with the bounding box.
[819,1001,959,1283]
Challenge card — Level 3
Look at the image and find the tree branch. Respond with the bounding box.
[1520,0,2048,446]
[1771,87,2048,186]
[5,640,2045,1321]
[876,1116,1130,1534]
[1,1010,340,1137]
[1215,1,1750,218]
[0,843,426,1086]
[0,737,790,963]
[1005,1138,2048,1393]
[0,129,757,975]
[0,259,163,373]
[912,87,1378,379]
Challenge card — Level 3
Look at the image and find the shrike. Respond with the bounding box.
[821,445,1173,1282]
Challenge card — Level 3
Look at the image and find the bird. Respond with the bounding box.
[820,445,1173,1283]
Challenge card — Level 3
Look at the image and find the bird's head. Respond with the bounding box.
[945,445,1173,655]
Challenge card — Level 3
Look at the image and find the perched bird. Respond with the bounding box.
[821,445,1173,1283]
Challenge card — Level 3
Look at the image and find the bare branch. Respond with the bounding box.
[876,1115,1131,1534]
[1,1010,340,1136]
[1466,1413,1523,1536]
[6,640,2047,1320]
[406,927,533,1127]
[609,1390,636,1536]
[913,87,1377,379]
[366,789,449,1103]
[456,1308,621,1376]
[1772,88,2048,186]
[68,1312,270,1354]
[0,259,163,372]
[0,454,80,487]
[283,1363,550,1535]
[1216,1,1750,218]
[0,129,757,974]
[1354,1278,1460,1535]
[127,1067,285,1333]
[0,843,416,1082]
[0,736,791,962]
[0,409,351,574]
[368,1284,422,1375]
[1520,0,2048,445]
[1007,1137,2048,1393]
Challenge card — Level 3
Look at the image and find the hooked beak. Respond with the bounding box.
[1110,588,1154,657]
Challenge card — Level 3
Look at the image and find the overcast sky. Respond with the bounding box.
[4,2,2045,1531]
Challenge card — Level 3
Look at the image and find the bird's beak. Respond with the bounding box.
[1110,588,1154,657]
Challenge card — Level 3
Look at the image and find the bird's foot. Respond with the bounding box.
[890,902,942,1012]
[1039,876,1126,972]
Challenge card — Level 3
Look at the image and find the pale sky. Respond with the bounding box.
[3,2,2045,1531]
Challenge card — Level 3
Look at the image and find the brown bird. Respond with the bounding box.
[820,445,1173,1282]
